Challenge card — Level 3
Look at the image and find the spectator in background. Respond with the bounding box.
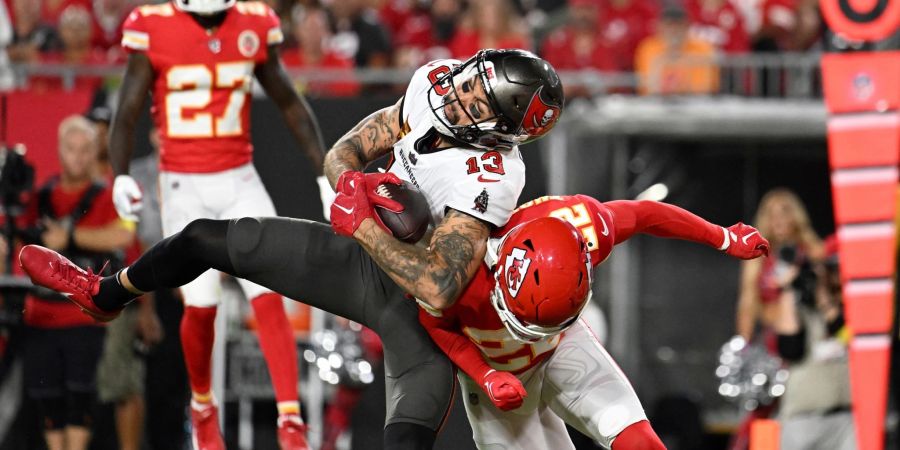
[125,127,191,449]
[35,5,107,91]
[635,3,718,95]
[19,115,135,450]
[686,0,750,53]
[329,0,392,68]
[7,0,61,64]
[772,236,856,450]
[729,188,823,450]
[737,188,824,343]
[41,0,92,26]
[541,0,617,97]
[393,0,460,69]
[792,0,823,50]
[599,0,659,71]
[731,0,820,51]
[90,0,131,58]
[282,5,360,96]
[378,0,421,41]
[449,0,530,59]
[89,105,163,450]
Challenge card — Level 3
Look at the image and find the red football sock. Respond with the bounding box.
[181,305,218,397]
[250,293,300,404]
[612,420,666,450]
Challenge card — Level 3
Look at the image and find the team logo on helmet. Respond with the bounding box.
[238,30,260,57]
[504,247,531,299]
[521,87,560,137]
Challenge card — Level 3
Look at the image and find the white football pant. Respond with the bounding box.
[459,319,647,450]
[160,162,276,306]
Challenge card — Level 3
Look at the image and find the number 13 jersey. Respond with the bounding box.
[121,2,283,173]
[388,59,526,228]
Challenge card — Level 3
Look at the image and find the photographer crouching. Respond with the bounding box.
[772,237,856,450]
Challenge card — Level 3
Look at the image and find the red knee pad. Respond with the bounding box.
[612,420,666,450]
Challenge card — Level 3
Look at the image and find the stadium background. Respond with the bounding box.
[0,0,896,449]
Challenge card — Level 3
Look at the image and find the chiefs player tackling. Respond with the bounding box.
[419,195,770,449]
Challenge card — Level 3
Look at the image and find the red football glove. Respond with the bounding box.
[330,171,405,237]
[480,370,527,411]
[720,222,770,259]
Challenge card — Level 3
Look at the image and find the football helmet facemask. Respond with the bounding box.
[427,49,564,151]
[490,217,592,343]
[172,0,236,15]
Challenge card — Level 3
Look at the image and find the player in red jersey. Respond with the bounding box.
[419,195,769,449]
[107,1,327,449]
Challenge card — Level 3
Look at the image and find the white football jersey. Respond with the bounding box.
[387,59,526,228]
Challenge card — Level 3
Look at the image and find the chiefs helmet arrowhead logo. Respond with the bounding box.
[504,247,532,298]
[521,87,561,138]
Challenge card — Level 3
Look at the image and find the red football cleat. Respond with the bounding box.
[190,401,225,450]
[277,414,310,450]
[18,245,120,322]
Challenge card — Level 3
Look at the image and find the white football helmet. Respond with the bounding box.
[172,0,236,15]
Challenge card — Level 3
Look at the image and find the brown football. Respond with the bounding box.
[374,180,432,244]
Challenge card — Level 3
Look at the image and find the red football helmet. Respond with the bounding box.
[491,217,593,343]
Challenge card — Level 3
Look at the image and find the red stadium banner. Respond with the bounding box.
[823,51,899,450]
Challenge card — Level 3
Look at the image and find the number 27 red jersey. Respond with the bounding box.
[121,2,283,173]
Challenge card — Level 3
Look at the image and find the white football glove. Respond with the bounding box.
[113,175,143,221]
[317,175,336,221]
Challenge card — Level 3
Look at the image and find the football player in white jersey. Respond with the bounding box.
[328,49,564,310]
[20,48,565,450]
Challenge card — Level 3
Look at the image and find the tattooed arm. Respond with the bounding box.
[324,97,403,187]
[354,209,490,310]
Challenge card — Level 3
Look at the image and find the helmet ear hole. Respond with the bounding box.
[523,239,534,251]
[533,270,540,285]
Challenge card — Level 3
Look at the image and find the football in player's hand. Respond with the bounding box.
[374,180,431,244]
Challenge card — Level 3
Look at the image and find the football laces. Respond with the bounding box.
[375,184,392,198]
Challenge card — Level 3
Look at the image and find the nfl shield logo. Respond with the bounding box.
[852,72,874,101]
[208,38,221,54]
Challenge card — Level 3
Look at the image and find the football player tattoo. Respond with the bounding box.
[324,101,402,186]
[355,210,489,309]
